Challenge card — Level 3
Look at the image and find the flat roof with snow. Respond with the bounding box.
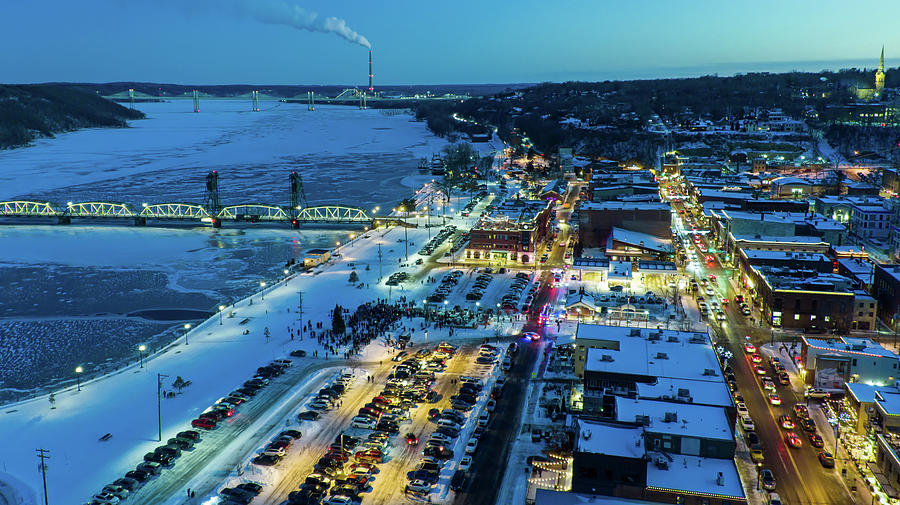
[742,249,830,263]
[581,328,722,384]
[615,397,732,441]
[846,383,900,404]
[581,201,669,211]
[609,227,673,253]
[732,234,826,245]
[645,453,745,499]
[803,336,897,359]
[636,377,733,409]
[575,420,644,458]
[876,391,900,417]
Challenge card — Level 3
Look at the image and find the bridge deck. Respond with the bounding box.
[0,201,372,225]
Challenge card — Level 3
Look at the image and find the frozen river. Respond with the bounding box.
[0,100,447,402]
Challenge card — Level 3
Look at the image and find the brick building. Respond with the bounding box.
[465,199,552,265]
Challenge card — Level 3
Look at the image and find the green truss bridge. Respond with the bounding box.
[0,172,375,229]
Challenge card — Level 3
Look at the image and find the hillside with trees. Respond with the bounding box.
[0,85,145,149]
[414,68,900,166]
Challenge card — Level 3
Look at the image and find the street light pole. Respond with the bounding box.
[157,373,168,442]
[183,323,191,345]
[138,345,146,368]
[260,281,266,301]
[219,305,226,325]
[75,366,83,392]
[402,206,409,261]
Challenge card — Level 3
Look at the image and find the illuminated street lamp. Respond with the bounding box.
[400,205,409,260]
[138,345,146,368]
[218,305,226,325]
[75,366,83,392]
[183,323,191,345]
[260,281,266,301]
[350,233,356,247]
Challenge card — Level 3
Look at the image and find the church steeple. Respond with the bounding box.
[876,45,886,93]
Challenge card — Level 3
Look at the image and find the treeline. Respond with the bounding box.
[0,85,144,149]
[825,124,900,159]
[413,68,897,165]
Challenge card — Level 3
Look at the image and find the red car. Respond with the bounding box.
[324,452,349,463]
[199,411,222,421]
[808,433,825,448]
[191,418,216,429]
[406,433,419,446]
[785,433,802,448]
[355,449,384,463]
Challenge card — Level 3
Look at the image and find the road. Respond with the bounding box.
[666,182,854,504]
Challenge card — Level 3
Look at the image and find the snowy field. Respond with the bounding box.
[0,101,455,402]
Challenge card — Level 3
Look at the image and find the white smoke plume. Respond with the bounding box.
[172,0,372,48]
[245,1,371,48]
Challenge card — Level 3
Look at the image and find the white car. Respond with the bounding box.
[430,433,453,444]
[740,415,755,432]
[352,419,377,430]
[407,479,432,494]
[325,497,354,505]
[705,287,715,296]
[736,402,749,416]
[309,400,330,410]
[92,493,120,505]
[438,418,461,429]
[263,446,286,457]
[465,439,478,454]
[459,455,473,472]
[477,412,490,427]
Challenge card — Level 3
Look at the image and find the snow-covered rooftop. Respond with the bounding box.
[732,234,826,245]
[609,227,673,253]
[636,377,733,409]
[615,397,732,441]
[580,201,669,211]
[803,336,897,359]
[579,326,722,384]
[742,249,830,263]
[575,420,644,458]
[645,453,745,499]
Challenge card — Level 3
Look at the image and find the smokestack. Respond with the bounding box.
[368,50,374,93]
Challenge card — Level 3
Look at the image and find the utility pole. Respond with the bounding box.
[377,243,383,283]
[157,373,169,442]
[36,449,49,505]
[298,292,304,340]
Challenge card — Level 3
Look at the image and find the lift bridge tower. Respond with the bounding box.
[206,171,221,228]
[290,171,308,229]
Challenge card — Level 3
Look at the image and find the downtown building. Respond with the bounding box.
[463,198,552,265]
[555,324,746,505]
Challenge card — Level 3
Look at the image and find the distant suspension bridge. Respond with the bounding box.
[0,171,376,228]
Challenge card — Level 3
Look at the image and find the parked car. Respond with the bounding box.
[191,418,216,429]
[761,468,776,490]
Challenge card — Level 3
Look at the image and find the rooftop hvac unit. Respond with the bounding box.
[667,336,680,343]
[663,412,678,423]
[630,329,641,337]
[703,368,717,376]
[600,354,614,362]
[655,352,669,360]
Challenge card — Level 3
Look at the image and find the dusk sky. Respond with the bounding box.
[4,0,899,85]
